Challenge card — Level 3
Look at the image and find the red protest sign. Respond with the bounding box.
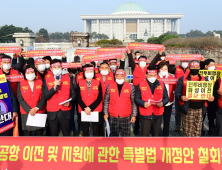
[216,64,222,70]
[75,49,97,55]
[97,48,127,54]
[83,52,122,62]
[0,137,222,170]
[6,75,24,82]
[62,62,82,68]
[166,54,202,61]
[169,60,176,65]
[158,78,178,85]
[128,43,164,51]
[0,46,20,53]
[27,50,63,57]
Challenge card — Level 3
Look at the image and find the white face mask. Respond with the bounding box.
[208,66,215,70]
[159,71,168,77]
[100,70,109,76]
[53,69,62,76]
[137,55,141,59]
[26,73,36,81]
[3,64,11,70]
[181,62,189,69]
[147,77,157,83]
[38,64,46,72]
[110,65,117,71]
[85,72,94,79]
[160,57,165,61]
[45,64,50,69]
[139,61,146,68]
[116,79,124,85]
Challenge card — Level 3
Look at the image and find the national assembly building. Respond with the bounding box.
[80,2,184,41]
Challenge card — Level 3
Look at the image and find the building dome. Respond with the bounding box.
[112,2,149,15]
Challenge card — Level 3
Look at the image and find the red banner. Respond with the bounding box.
[169,60,176,65]
[27,50,63,57]
[216,64,222,70]
[0,137,222,170]
[128,43,164,51]
[6,75,24,82]
[75,49,97,55]
[83,52,122,62]
[158,78,178,85]
[0,46,20,53]
[62,62,82,68]
[97,48,127,54]
[166,54,202,61]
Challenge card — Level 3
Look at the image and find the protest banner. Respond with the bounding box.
[216,64,222,70]
[166,54,202,61]
[199,70,222,83]
[0,74,14,133]
[0,47,20,53]
[62,62,82,68]
[186,81,213,100]
[75,49,97,55]
[27,50,63,57]
[128,43,164,51]
[0,137,221,170]
[83,52,122,62]
[5,75,24,82]
[157,78,178,85]
[97,48,127,54]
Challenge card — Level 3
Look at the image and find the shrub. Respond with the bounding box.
[95,39,123,47]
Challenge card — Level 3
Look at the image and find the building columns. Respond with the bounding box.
[110,19,113,39]
[123,19,126,37]
[84,20,87,32]
[174,20,176,33]
[164,19,167,33]
[177,19,180,34]
[171,20,174,32]
[137,19,140,39]
[97,19,99,33]
[151,19,153,37]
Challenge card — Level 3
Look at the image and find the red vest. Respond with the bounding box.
[20,79,46,114]
[94,68,99,74]
[139,80,164,116]
[218,78,222,109]
[78,79,102,113]
[157,74,175,103]
[134,59,139,64]
[45,73,72,112]
[76,72,84,84]
[95,72,114,99]
[108,82,132,118]
[175,66,189,79]
[179,75,208,107]
[36,70,53,81]
[0,68,19,99]
[133,64,147,86]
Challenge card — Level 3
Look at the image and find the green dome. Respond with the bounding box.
[113,2,148,14]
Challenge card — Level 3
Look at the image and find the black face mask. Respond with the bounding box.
[190,69,199,75]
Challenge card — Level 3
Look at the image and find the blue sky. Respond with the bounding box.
[1,0,221,34]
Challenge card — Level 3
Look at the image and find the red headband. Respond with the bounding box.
[25,68,34,73]
[35,58,44,64]
[116,71,126,76]
[84,67,94,71]
[109,60,117,63]
[1,58,11,62]
[51,62,61,67]
[139,58,146,61]
[147,70,158,73]
[189,62,200,67]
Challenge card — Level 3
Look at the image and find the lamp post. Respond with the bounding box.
[78,39,81,47]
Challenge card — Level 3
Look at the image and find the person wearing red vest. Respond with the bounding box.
[108,54,125,77]
[214,77,222,136]
[77,64,103,136]
[135,65,169,136]
[103,69,137,136]
[175,61,214,137]
[17,65,46,136]
[44,59,76,136]
[95,62,114,100]
[157,62,176,136]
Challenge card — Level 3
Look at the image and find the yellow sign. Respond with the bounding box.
[0,74,7,83]
[199,70,222,83]
[186,81,213,100]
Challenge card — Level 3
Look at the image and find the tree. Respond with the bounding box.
[147,37,160,44]
[0,25,33,43]
[184,30,205,38]
[90,32,109,40]
[37,28,49,39]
